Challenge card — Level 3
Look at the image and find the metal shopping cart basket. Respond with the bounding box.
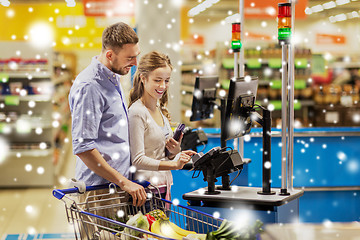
[53,181,223,240]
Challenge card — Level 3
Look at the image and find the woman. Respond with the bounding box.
[128,51,196,201]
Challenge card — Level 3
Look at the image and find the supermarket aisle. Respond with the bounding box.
[0,147,76,237]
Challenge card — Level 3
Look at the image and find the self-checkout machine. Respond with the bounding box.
[183,1,304,224]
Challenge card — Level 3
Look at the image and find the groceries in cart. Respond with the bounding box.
[53,182,263,240]
[115,209,198,239]
[111,209,263,240]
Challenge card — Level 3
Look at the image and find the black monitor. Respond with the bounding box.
[223,76,259,141]
[190,76,219,122]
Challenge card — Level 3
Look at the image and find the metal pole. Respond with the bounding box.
[234,52,239,78]
[239,0,245,78]
[258,108,275,195]
[237,0,245,159]
[287,0,295,190]
[280,44,289,194]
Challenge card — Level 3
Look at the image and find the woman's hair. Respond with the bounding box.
[102,22,138,52]
[129,51,173,121]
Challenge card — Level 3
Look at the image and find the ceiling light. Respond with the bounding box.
[352,11,359,17]
[305,7,313,15]
[335,13,347,21]
[347,12,354,18]
[329,16,336,22]
[323,1,336,9]
[1,0,10,7]
[336,0,350,5]
[188,0,220,17]
[311,5,324,13]
[225,13,240,23]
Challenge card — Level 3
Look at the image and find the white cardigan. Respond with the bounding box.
[128,99,174,187]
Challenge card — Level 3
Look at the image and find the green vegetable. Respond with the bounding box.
[206,219,263,240]
[119,212,150,240]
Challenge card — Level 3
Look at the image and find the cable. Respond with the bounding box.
[198,142,206,152]
[192,169,201,179]
[229,168,243,186]
[219,146,232,152]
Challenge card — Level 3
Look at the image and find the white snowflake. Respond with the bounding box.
[212,211,220,219]
[347,160,359,173]
[151,176,159,184]
[112,152,120,160]
[337,151,347,161]
[119,118,127,126]
[25,164,33,172]
[37,167,45,175]
[117,210,125,218]
[172,199,180,206]
[129,166,136,173]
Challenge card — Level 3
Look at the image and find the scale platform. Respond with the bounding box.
[183,186,304,224]
[183,186,303,208]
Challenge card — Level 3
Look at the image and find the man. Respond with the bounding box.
[69,22,147,207]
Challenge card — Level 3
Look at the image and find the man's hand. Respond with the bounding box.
[119,179,147,207]
[166,133,183,157]
[76,149,147,206]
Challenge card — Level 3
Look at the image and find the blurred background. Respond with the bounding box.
[0,0,360,238]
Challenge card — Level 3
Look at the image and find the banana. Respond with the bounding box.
[160,221,185,239]
[149,209,198,240]
[169,222,196,236]
[151,219,192,240]
[150,220,162,235]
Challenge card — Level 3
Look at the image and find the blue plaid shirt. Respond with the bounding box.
[69,57,130,185]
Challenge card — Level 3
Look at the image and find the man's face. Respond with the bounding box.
[110,43,140,75]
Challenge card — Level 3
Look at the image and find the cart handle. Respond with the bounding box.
[52,180,150,200]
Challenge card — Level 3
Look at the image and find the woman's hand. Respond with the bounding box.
[165,133,183,157]
[176,150,197,169]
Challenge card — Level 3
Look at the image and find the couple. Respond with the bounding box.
[68,22,195,206]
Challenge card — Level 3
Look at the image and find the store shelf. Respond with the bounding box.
[181,62,202,72]
[4,72,52,79]
[0,94,52,102]
[0,119,53,130]
[8,148,53,157]
[222,58,311,69]
[181,84,195,93]
[0,41,55,187]
[257,99,315,110]
[328,62,360,69]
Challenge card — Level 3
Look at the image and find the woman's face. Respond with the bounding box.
[143,65,171,101]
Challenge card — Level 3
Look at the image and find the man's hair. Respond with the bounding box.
[102,22,139,51]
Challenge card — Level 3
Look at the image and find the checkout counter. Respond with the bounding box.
[172,127,360,223]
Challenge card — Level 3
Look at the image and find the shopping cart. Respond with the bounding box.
[53,181,223,240]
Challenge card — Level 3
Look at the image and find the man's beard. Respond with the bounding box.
[111,68,129,75]
[111,66,130,76]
